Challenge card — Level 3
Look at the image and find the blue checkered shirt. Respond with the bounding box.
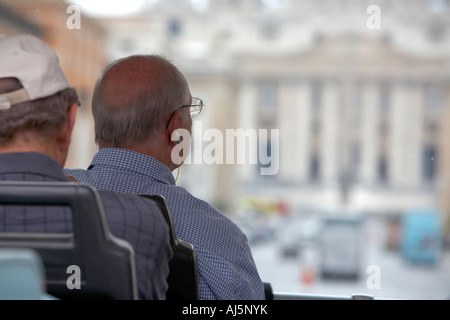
[65,148,265,300]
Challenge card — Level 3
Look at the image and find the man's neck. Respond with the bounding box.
[0,134,63,166]
[99,144,176,171]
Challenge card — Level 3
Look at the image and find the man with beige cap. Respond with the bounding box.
[0,34,172,300]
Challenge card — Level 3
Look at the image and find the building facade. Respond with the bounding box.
[100,0,450,221]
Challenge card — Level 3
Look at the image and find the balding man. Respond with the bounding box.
[65,55,265,300]
[0,36,172,300]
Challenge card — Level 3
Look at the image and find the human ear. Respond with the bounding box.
[57,102,77,152]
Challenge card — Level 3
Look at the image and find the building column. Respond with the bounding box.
[360,82,379,185]
[296,81,312,183]
[237,79,258,182]
[321,81,339,184]
[389,82,423,189]
[278,80,310,183]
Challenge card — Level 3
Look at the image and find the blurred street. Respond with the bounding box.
[248,215,450,300]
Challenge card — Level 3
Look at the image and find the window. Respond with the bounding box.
[379,83,391,113]
[168,18,182,38]
[260,81,277,109]
[423,144,437,183]
[351,143,360,181]
[377,156,388,185]
[309,154,321,183]
[425,85,442,112]
[258,81,278,127]
[311,81,322,112]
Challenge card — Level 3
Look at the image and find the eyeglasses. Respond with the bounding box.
[165,97,204,129]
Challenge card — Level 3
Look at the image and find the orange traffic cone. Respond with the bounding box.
[300,265,315,286]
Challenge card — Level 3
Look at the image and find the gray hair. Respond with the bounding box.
[92,55,190,147]
[0,77,79,144]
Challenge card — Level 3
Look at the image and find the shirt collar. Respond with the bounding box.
[0,152,69,181]
[89,148,176,185]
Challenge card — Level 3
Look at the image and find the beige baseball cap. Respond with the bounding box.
[0,34,70,109]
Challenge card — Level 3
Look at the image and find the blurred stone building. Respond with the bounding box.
[98,0,450,226]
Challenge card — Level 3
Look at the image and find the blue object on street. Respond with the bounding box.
[400,209,442,264]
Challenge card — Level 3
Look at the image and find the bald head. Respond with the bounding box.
[92,55,191,148]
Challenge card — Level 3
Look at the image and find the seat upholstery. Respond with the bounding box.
[138,194,198,300]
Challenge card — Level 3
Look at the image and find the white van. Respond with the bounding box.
[319,216,362,280]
